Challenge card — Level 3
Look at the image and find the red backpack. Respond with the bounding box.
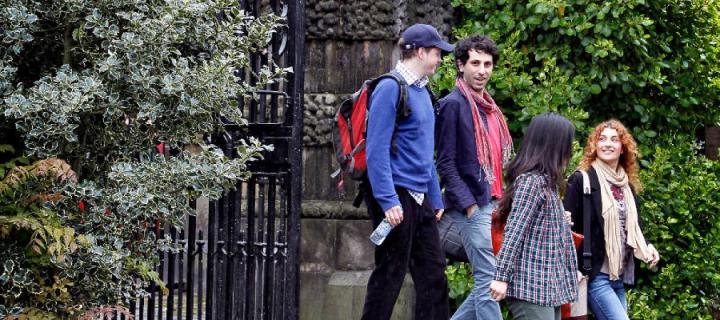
[331,72,435,206]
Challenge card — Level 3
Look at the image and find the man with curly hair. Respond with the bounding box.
[435,35,512,320]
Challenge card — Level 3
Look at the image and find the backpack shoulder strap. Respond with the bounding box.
[426,87,440,116]
[380,71,410,117]
[578,170,593,272]
[369,72,411,154]
[425,86,437,103]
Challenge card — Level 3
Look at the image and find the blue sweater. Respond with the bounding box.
[366,78,443,212]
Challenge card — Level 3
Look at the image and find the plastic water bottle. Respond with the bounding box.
[370,218,394,245]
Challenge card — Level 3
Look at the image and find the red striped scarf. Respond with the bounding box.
[456,78,513,185]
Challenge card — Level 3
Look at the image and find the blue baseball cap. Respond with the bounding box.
[400,24,454,52]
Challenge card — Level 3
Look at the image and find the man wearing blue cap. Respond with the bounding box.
[362,23,453,320]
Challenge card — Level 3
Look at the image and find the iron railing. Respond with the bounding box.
[127,1,304,319]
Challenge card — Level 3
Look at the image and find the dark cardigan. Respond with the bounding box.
[563,167,643,281]
[435,88,493,212]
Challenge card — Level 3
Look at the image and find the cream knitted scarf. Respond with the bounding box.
[592,159,653,280]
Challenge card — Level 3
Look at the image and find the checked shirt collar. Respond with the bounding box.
[395,61,429,88]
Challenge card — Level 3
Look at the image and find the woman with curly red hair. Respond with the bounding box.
[563,119,660,320]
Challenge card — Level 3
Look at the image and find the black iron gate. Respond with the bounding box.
[128,1,304,319]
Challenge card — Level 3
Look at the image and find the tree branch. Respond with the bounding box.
[63,25,73,66]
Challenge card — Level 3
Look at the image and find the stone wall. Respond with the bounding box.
[305,0,458,41]
[299,215,416,320]
[303,94,342,146]
[304,40,398,94]
[306,0,396,40]
[302,0,457,205]
[398,0,458,40]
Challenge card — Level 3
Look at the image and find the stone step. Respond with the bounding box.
[300,271,415,320]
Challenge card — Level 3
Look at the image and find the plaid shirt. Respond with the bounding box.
[495,173,578,307]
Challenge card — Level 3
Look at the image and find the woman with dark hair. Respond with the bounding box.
[489,112,578,319]
[563,120,660,320]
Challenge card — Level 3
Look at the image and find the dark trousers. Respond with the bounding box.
[361,186,450,320]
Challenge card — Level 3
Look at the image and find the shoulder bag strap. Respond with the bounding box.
[579,170,593,272]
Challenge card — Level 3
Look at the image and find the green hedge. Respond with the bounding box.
[628,138,720,319]
[433,0,720,140]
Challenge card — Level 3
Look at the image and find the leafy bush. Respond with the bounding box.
[0,0,286,318]
[627,137,720,319]
[445,262,473,310]
[434,0,720,139]
[0,150,263,318]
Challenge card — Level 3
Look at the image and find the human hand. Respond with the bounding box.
[577,270,585,283]
[385,206,404,226]
[465,204,478,217]
[648,244,660,268]
[564,211,574,226]
[489,280,508,301]
[435,209,444,221]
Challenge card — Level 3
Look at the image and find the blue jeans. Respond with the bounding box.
[448,202,502,320]
[588,273,629,320]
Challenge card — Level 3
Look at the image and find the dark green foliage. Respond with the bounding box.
[627,137,720,319]
[434,0,720,140]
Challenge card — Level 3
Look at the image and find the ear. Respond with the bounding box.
[417,47,427,60]
[456,59,464,72]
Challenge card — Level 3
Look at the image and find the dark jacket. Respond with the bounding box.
[564,167,642,280]
[435,88,491,212]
